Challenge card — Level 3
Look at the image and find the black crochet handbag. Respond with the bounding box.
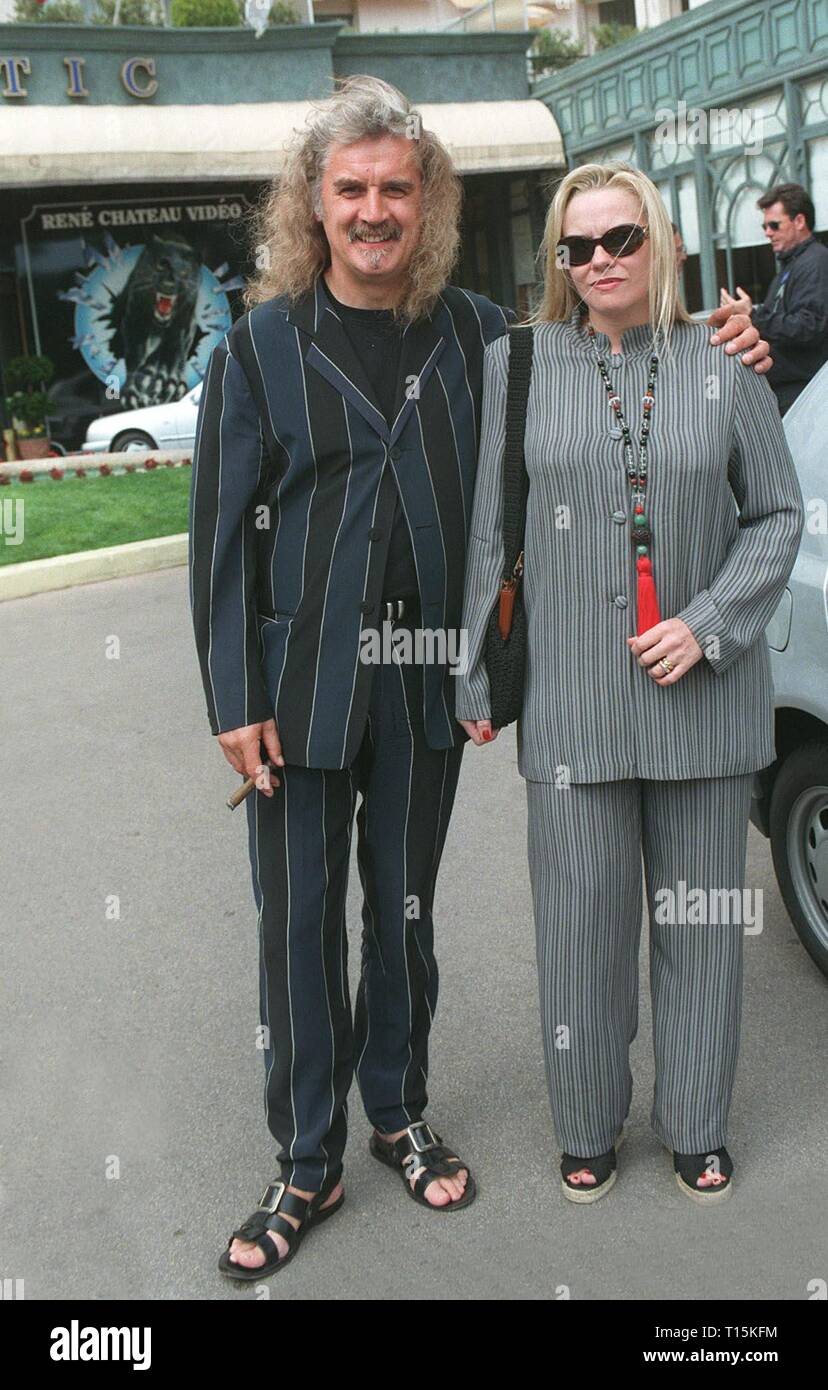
[483,324,534,731]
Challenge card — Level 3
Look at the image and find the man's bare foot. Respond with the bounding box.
[375,1128,468,1206]
[227,1181,344,1269]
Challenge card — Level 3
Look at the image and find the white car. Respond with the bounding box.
[750,360,828,978]
[82,382,203,454]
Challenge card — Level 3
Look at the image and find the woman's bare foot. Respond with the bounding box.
[565,1127,625,1188]
[693,1169,728,1189]
[375,1128,468,1206]
[227,1181,344,1269]
[565,1166,597,1187]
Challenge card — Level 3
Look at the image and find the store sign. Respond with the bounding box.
[18,195,252,442]
[1,55,160,99]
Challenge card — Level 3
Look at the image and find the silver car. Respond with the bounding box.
[751,361,828,978]
[82,382,203,454]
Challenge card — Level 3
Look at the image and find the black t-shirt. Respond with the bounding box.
[322,278,419,600]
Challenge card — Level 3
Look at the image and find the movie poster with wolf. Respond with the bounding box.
[17,194,254,448]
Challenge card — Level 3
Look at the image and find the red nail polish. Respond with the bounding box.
[482,729,492,741]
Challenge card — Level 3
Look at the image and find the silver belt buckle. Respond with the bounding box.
[383,599,405,623]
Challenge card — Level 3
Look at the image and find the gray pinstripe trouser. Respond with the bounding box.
[245,617,464,1194]
[525,774,754,1157]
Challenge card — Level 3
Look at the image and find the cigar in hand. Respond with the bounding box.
[226,761,280,810]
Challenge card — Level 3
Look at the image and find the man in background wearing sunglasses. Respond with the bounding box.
[720,183,828,415]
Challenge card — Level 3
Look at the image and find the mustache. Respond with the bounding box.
[347,222,402,244]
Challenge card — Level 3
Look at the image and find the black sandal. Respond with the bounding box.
[672,1146,733,1203]
[561,1127,624,1204]
[218,1171,344,1280]
[370,1121,477,1211]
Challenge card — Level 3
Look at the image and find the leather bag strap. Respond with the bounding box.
[501,324,534,579]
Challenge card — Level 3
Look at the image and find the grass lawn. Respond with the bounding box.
[0,467,192,567]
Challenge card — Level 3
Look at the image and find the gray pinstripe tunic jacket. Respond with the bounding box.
[454,309,805,783]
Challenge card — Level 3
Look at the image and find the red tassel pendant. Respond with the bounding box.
[636,554,661,635]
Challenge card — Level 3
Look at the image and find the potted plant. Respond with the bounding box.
[530,28,583,79]
[4,354,55,460]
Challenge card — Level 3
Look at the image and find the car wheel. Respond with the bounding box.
[111,430,157,452]
[769,743,828,978]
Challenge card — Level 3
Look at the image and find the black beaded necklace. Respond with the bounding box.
[586,320,662,635]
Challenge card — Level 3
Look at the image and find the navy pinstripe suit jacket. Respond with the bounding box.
[188,275,512,768]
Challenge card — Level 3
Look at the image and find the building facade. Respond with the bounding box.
[2,0,825,452]
[533,0,828,313]
[0,21,560,448]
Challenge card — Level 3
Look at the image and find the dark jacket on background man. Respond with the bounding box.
[751,234,828,413]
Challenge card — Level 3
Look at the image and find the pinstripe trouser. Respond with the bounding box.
[525,774,754,1156]
[245,631,464,1193]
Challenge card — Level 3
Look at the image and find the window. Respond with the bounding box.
[598,0,637,26]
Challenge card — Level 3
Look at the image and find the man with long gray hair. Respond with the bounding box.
[189,75,771,1279]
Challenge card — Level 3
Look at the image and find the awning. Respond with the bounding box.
[0,98,563,185]
[420,101,563,174]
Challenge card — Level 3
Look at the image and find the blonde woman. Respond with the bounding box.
[456,163,803,1203]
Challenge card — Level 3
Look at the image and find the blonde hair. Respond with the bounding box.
[531,161,693,350]
[242,75,462,323]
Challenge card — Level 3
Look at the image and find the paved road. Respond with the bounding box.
[1,567,826,1301]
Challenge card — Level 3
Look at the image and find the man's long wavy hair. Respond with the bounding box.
[243,76,462,323]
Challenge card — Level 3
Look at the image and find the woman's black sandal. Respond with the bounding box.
[671,1146,733,1203]
[370,1120,477,1211]
[561,1127,624,1204]
[218,1171,344,1280]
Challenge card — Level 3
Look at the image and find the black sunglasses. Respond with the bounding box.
[556,223,649,268]
[763,220,782,231]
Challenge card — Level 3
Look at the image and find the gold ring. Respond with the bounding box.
[658,658,674,675]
